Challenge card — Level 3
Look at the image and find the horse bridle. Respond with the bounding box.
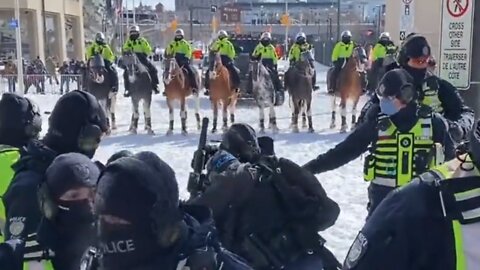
[164,58,184,86]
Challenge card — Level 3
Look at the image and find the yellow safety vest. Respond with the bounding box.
[425,155,480,270]
[364,114,435,187]
[0,144,20,241]
[421,76,443,113]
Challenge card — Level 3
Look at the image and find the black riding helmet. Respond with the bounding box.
[397,34,431,67]
[220,123,261,163]
[0,93,42,147]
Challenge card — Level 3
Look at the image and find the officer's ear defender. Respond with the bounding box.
[75,91,104,151]
[38,182,58,220]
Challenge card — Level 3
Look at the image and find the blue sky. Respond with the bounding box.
[138,0,175,10]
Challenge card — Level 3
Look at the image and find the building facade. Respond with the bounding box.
[0,0,85,62]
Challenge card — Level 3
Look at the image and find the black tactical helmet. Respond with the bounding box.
[220,123,261,162]
[397,34,431,67]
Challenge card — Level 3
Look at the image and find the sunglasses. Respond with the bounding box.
[410,56,430,65]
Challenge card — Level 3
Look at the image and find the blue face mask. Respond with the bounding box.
[379,98,400,116]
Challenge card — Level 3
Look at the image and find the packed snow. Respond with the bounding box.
[18,63,368,262]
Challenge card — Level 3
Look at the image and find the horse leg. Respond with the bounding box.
[180,98,188,135]
[166,98,174,136]
[302,109,307,129]
[99,99,111,135]
[307,100,314,133]
[194,92,201,130]
[221,101,228,132]
[144,98,155,135]
[109,94,117,130]
[269,103,279,133]
[259,105,266,134]
[129,98,140,134]
[211,102,218,133]
[329,95,337,129]
[339,100,348,133]
[229,97,236,124]
[292,101,300,133]
[351,97,360,131]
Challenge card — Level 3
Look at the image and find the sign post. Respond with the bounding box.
[13,0,24,96]
[439,0,475,90]
[399,0,415,41]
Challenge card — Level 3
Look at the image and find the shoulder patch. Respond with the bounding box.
[344,232,368,269]
[8,217,26,237]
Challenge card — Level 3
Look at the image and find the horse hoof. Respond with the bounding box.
[111,124,117,130]
[330,123,336,129]
[308,127,315,133]
[302,123,308,129]
[129,129,137,135]
[197,124,201,130]
[340,126,348,133]
[181,130,188,136]
[259,128,265,134]
[166,129,173,136]
[147,129,155,135]
[211,128,217,134]
[272,126,279,134]
[222,126,228,133]
[292,127,299,133]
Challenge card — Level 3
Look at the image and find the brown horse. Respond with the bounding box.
[208,51,238,133]
[163,55,201,135]
[327,46,367,133]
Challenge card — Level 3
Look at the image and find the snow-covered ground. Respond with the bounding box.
[20,63,368,261]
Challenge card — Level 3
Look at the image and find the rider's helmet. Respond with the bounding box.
[295,32,307,44]
[260,32,271,41]
[129,25,140,39]
[217,30,228,40]
[95,32,105,44]
[379,32,390,41]
[341,30,352,43]
[174,29,184,40]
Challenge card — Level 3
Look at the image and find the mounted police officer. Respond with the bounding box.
[2,90,108,270]
[204,30,241,95]
[165,29,199,93]
[343,119,480,269]
[368,32,397,91]
[288,32,318,90]
[122,25,160,96]
[303,69,455,215]
[329,30,356,93]
[80,151,253,270]
[85,32,119,92]
[189,123,342,270]
[358,34,474,143]
[251,32,285,105]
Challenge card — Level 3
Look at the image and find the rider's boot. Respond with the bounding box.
[204,71,210,96]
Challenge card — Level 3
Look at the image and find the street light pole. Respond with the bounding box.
[336,0,340,41]
[285,0,289,56]
[132,0,136,25]
[14,0,24,96]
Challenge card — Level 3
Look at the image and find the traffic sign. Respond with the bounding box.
[399,31,406,40]
[399,1,414,41]
[447,0,469,17]
[439,0,475,89]
[9,18,18,29]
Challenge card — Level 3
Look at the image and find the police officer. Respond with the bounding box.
[368,32,397,91]
[358,34,474,143]
[251,32,284,105]
[0,93,42,241]
[36,153,99,270]
[83,151,253,270]
[189,123,342,270]
[329,30,355,93]
[288,32,318,90]
[165,29,199,93]
[205,30,241,95]
[122,25,160,96]
[3,90,108,269]
[303,69,455,215]
[343,120,480,270]
[85,32,119,92]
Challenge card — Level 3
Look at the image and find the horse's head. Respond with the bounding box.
[210,51,223,78]
[88,54,106,83]
[122,52,139,76]
[352,46,368,72]
[162,55,180,85]
[296,51,314,74]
